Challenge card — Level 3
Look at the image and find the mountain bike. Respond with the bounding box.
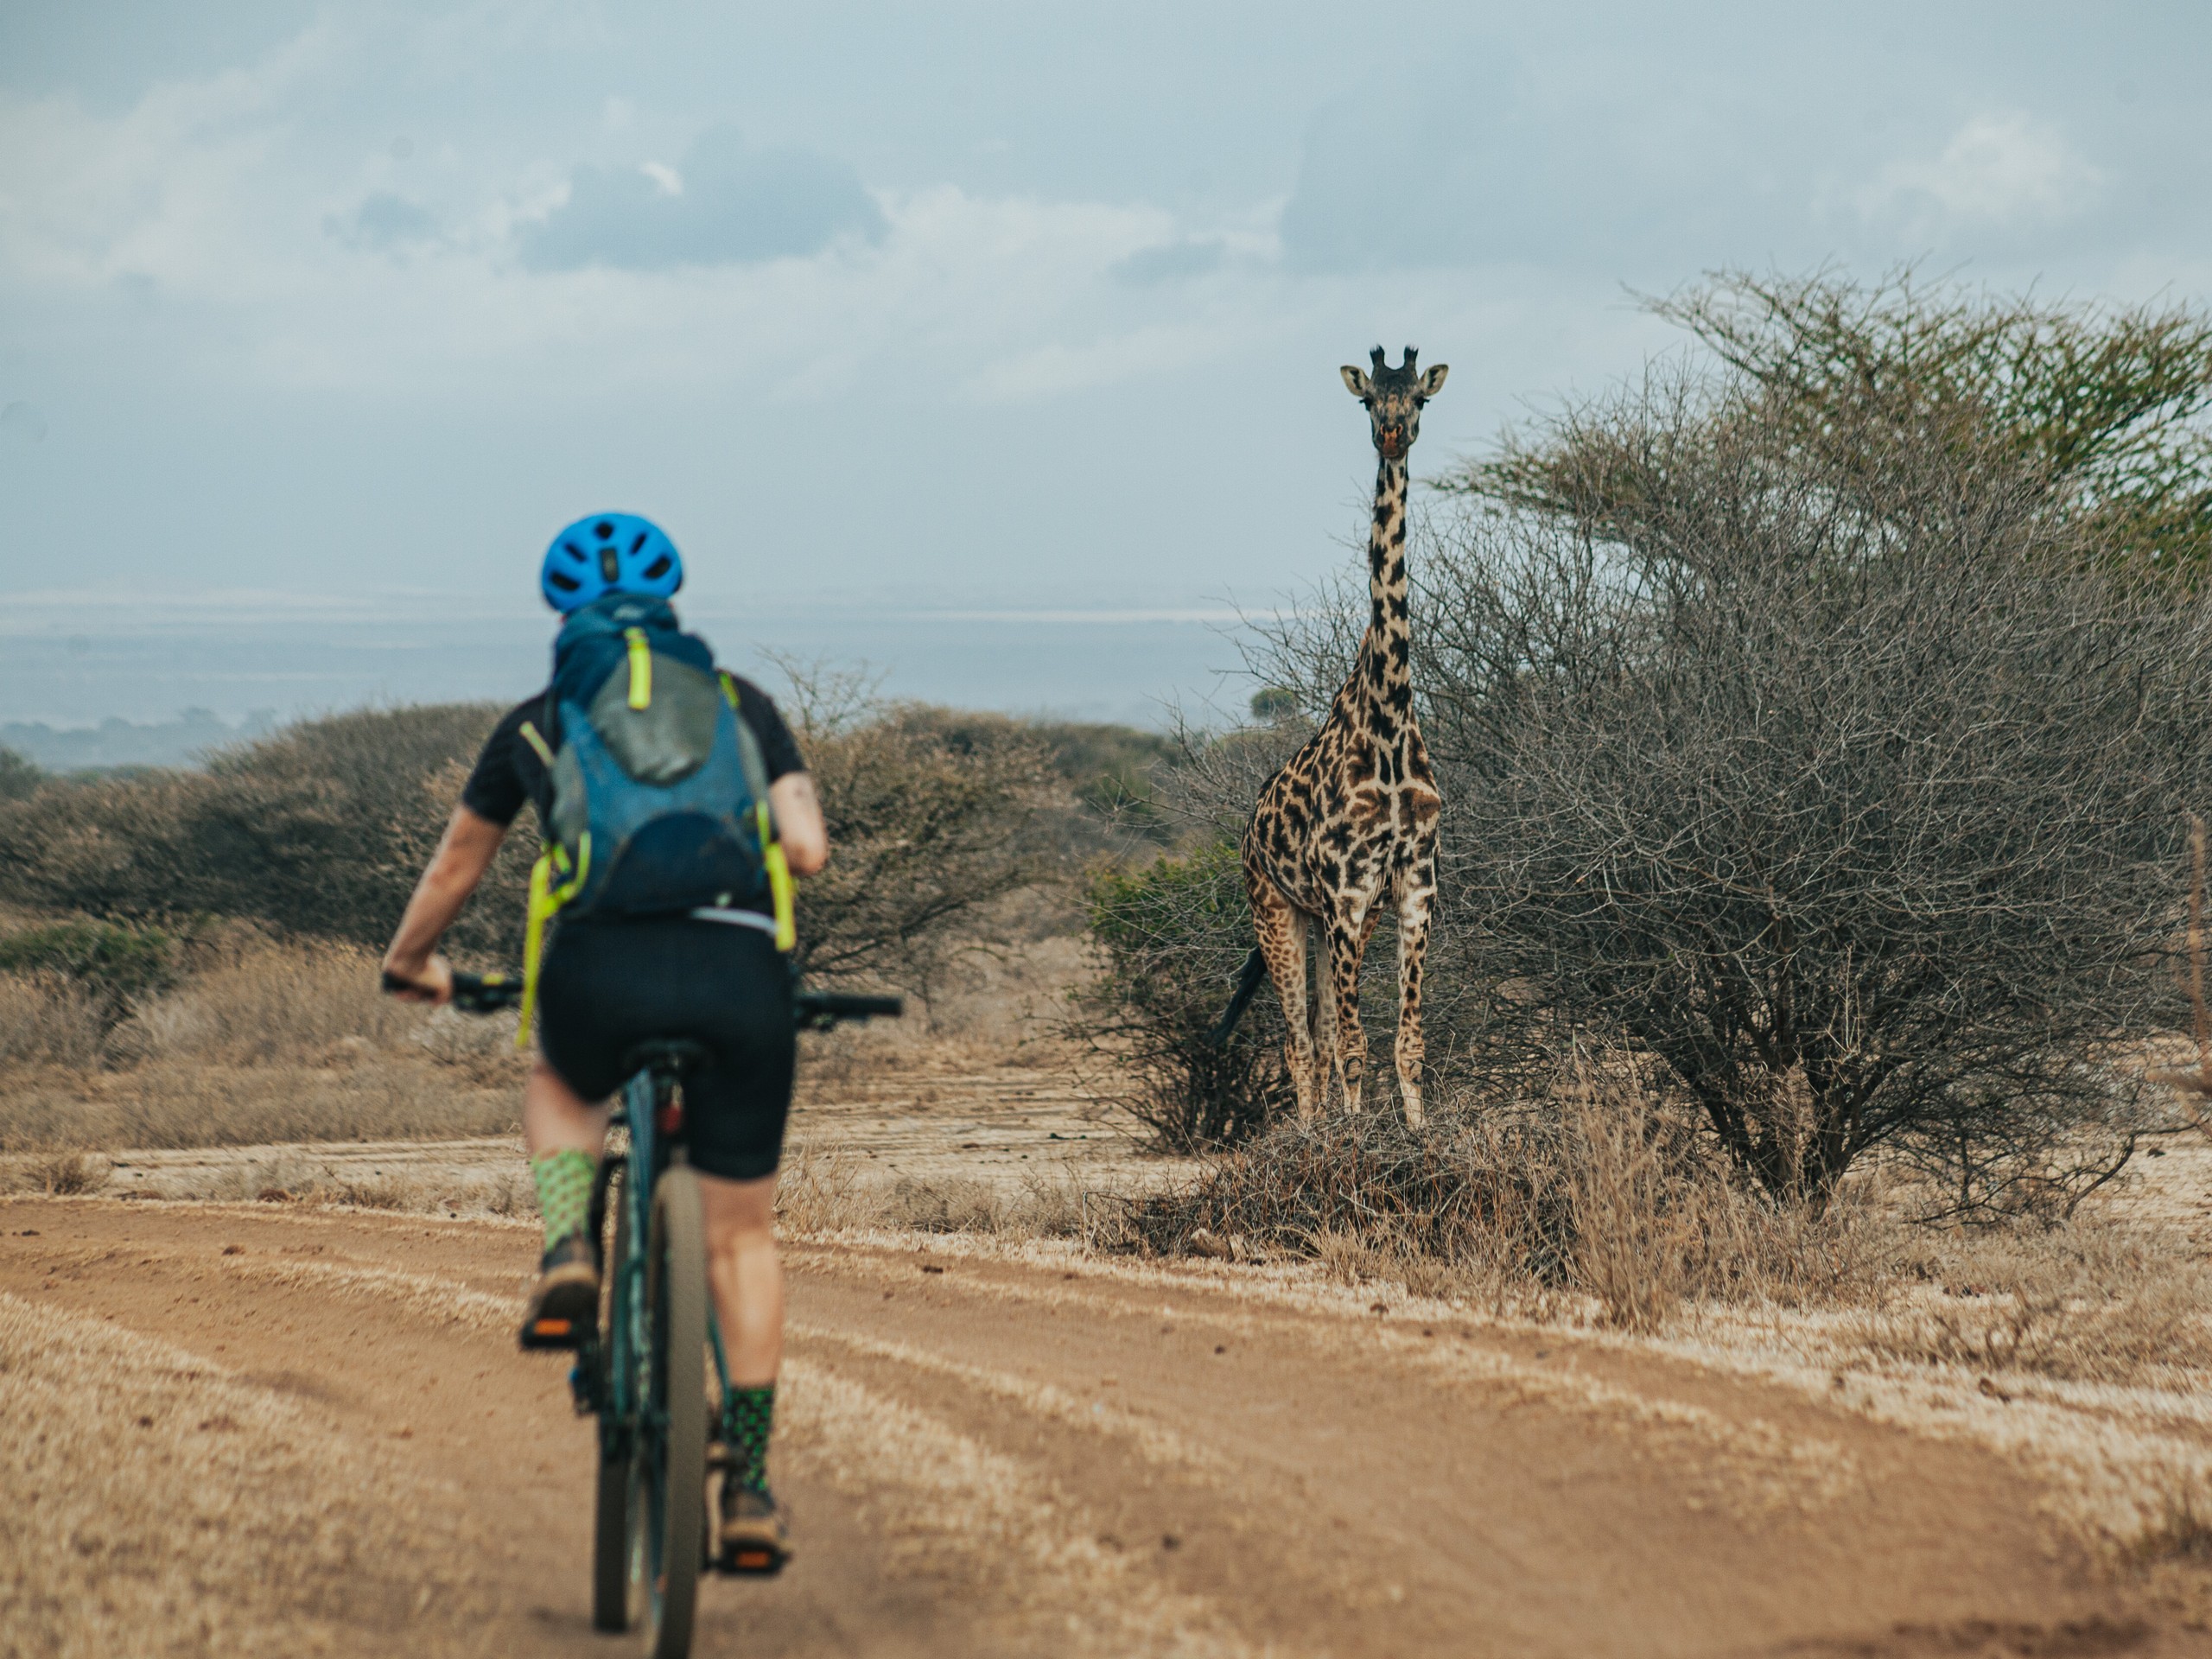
[446,968,901,1659]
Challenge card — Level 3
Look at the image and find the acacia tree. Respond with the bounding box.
[1457,268,2212,580]
[1238,273,2212,1212]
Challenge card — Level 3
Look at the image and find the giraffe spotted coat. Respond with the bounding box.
[1237,346,1446,1127]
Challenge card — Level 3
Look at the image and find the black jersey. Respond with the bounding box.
[460,676,805,834]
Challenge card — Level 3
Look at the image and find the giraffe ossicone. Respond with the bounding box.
[1216,343,1446,1128]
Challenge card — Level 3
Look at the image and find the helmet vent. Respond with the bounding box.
[541,512,682,613]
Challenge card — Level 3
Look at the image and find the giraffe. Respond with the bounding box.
[1212,345,1446,1128]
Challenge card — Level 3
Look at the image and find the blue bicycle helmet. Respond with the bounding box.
[539,512,683,612]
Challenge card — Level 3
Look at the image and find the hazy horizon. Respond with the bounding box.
[6,2,2210,731]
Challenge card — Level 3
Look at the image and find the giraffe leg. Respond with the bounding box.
[1325,908,1374,1114]
[1248,876,1317,1122]
[1307,913,1337,1113]
[1395,849,1437,1130]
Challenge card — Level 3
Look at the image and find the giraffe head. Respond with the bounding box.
[1340,346,1448,461]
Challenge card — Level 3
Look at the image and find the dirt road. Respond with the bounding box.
[1,1198,2194,1657]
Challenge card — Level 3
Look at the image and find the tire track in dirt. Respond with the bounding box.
[0,1198,2194,1658]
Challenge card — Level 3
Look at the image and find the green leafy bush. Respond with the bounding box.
[0,748,42,802]
[1073,842,1287,1149]
[0,919,179,1026]
[0,693,1069,985]
[0,704,528,957]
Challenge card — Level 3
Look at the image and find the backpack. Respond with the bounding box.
[512,594,794,1042]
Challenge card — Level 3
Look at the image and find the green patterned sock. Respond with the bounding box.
[722,1385,775,1493]
[531,1149,595,1251]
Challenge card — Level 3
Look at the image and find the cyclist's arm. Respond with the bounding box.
[769,772,828,876]
[381,805,509,1002]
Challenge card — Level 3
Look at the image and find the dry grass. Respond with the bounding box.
[0,972,103,1069]
[776,1137,1088,1240]
[0,1059,521,1155]
[1117,1056,1892,1331]
[0,1291,488,1657]
[19,1150,112,1195]
[0,938,524,1155]
[106,938,446,1066]
[1846,1218,2212,1389]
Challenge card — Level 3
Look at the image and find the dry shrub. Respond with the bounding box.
[775,1141,876,1233]
[884,1175,1007,1233]
[1122,1056,1885,1329]
[773,1144,1087,1240]
[0,1061,520,1154]
[113,938,429,1065]
[22,1149,111,1195]
[1850,1221,2212,1387]
[0,702,527,954]
[777,677,1064,984]
[0,972,102,1069]
[2135,1478,2212,1566]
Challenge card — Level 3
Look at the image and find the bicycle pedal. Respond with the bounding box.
[518,1315,584,1351]
[716,1540,790,1577]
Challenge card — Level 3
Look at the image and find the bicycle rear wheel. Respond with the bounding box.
[630,1166,709,1659]
[591,1167,631,1634]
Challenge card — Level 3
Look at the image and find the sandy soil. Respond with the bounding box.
[3,1198,2205,1658]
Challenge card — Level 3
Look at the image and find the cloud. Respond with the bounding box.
[1273,74,1705,275]
[0,402,48,447]
[516,124,886,271]
[1859,113,2102,227]
[326,192,437,252]
[1113,238,1227,285]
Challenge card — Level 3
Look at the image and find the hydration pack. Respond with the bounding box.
[512,594,794,1042]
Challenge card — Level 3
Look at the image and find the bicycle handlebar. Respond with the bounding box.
[791,990,905,1032]
[383,969,904,1029]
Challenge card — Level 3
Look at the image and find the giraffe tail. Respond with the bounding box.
[1206,948,1268,1047]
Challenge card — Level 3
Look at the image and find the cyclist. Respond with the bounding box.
[379,512,826,1567]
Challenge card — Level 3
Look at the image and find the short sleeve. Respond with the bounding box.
[728,678,806,781]
[459,702,537,827]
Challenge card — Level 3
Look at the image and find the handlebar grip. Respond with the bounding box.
[792,990,905,1030]
[391,969,894,1025]
[448,971,524,1013]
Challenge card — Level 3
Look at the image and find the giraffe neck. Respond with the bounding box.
[1359,451,1414,719]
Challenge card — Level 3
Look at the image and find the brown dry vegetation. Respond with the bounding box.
[0,937,524,1161]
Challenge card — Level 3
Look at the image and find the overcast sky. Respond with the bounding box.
[3,0,2209,626]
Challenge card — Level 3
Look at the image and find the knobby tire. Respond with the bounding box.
[634,1166,709,1659]
[591,1170,631,1634]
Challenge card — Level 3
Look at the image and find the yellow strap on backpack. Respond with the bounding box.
[516,834,589,1047]
[518,719,555,768]
[721,671,797,953]
[760,804,797,952]
[625,628,652,710]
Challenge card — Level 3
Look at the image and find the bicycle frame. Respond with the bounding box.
[580,1059,733,1448]
[429,968,901,1653]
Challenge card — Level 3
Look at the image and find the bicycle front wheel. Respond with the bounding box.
[591,1166,631,1634]
[630,1165,709,1659]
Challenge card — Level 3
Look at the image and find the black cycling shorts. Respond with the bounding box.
[535,915,795,1182]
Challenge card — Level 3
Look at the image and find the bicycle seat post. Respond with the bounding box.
[619,1039,715,1084]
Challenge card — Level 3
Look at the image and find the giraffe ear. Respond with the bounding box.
[1419,364,1449,397]
[1340,365,1372,398]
